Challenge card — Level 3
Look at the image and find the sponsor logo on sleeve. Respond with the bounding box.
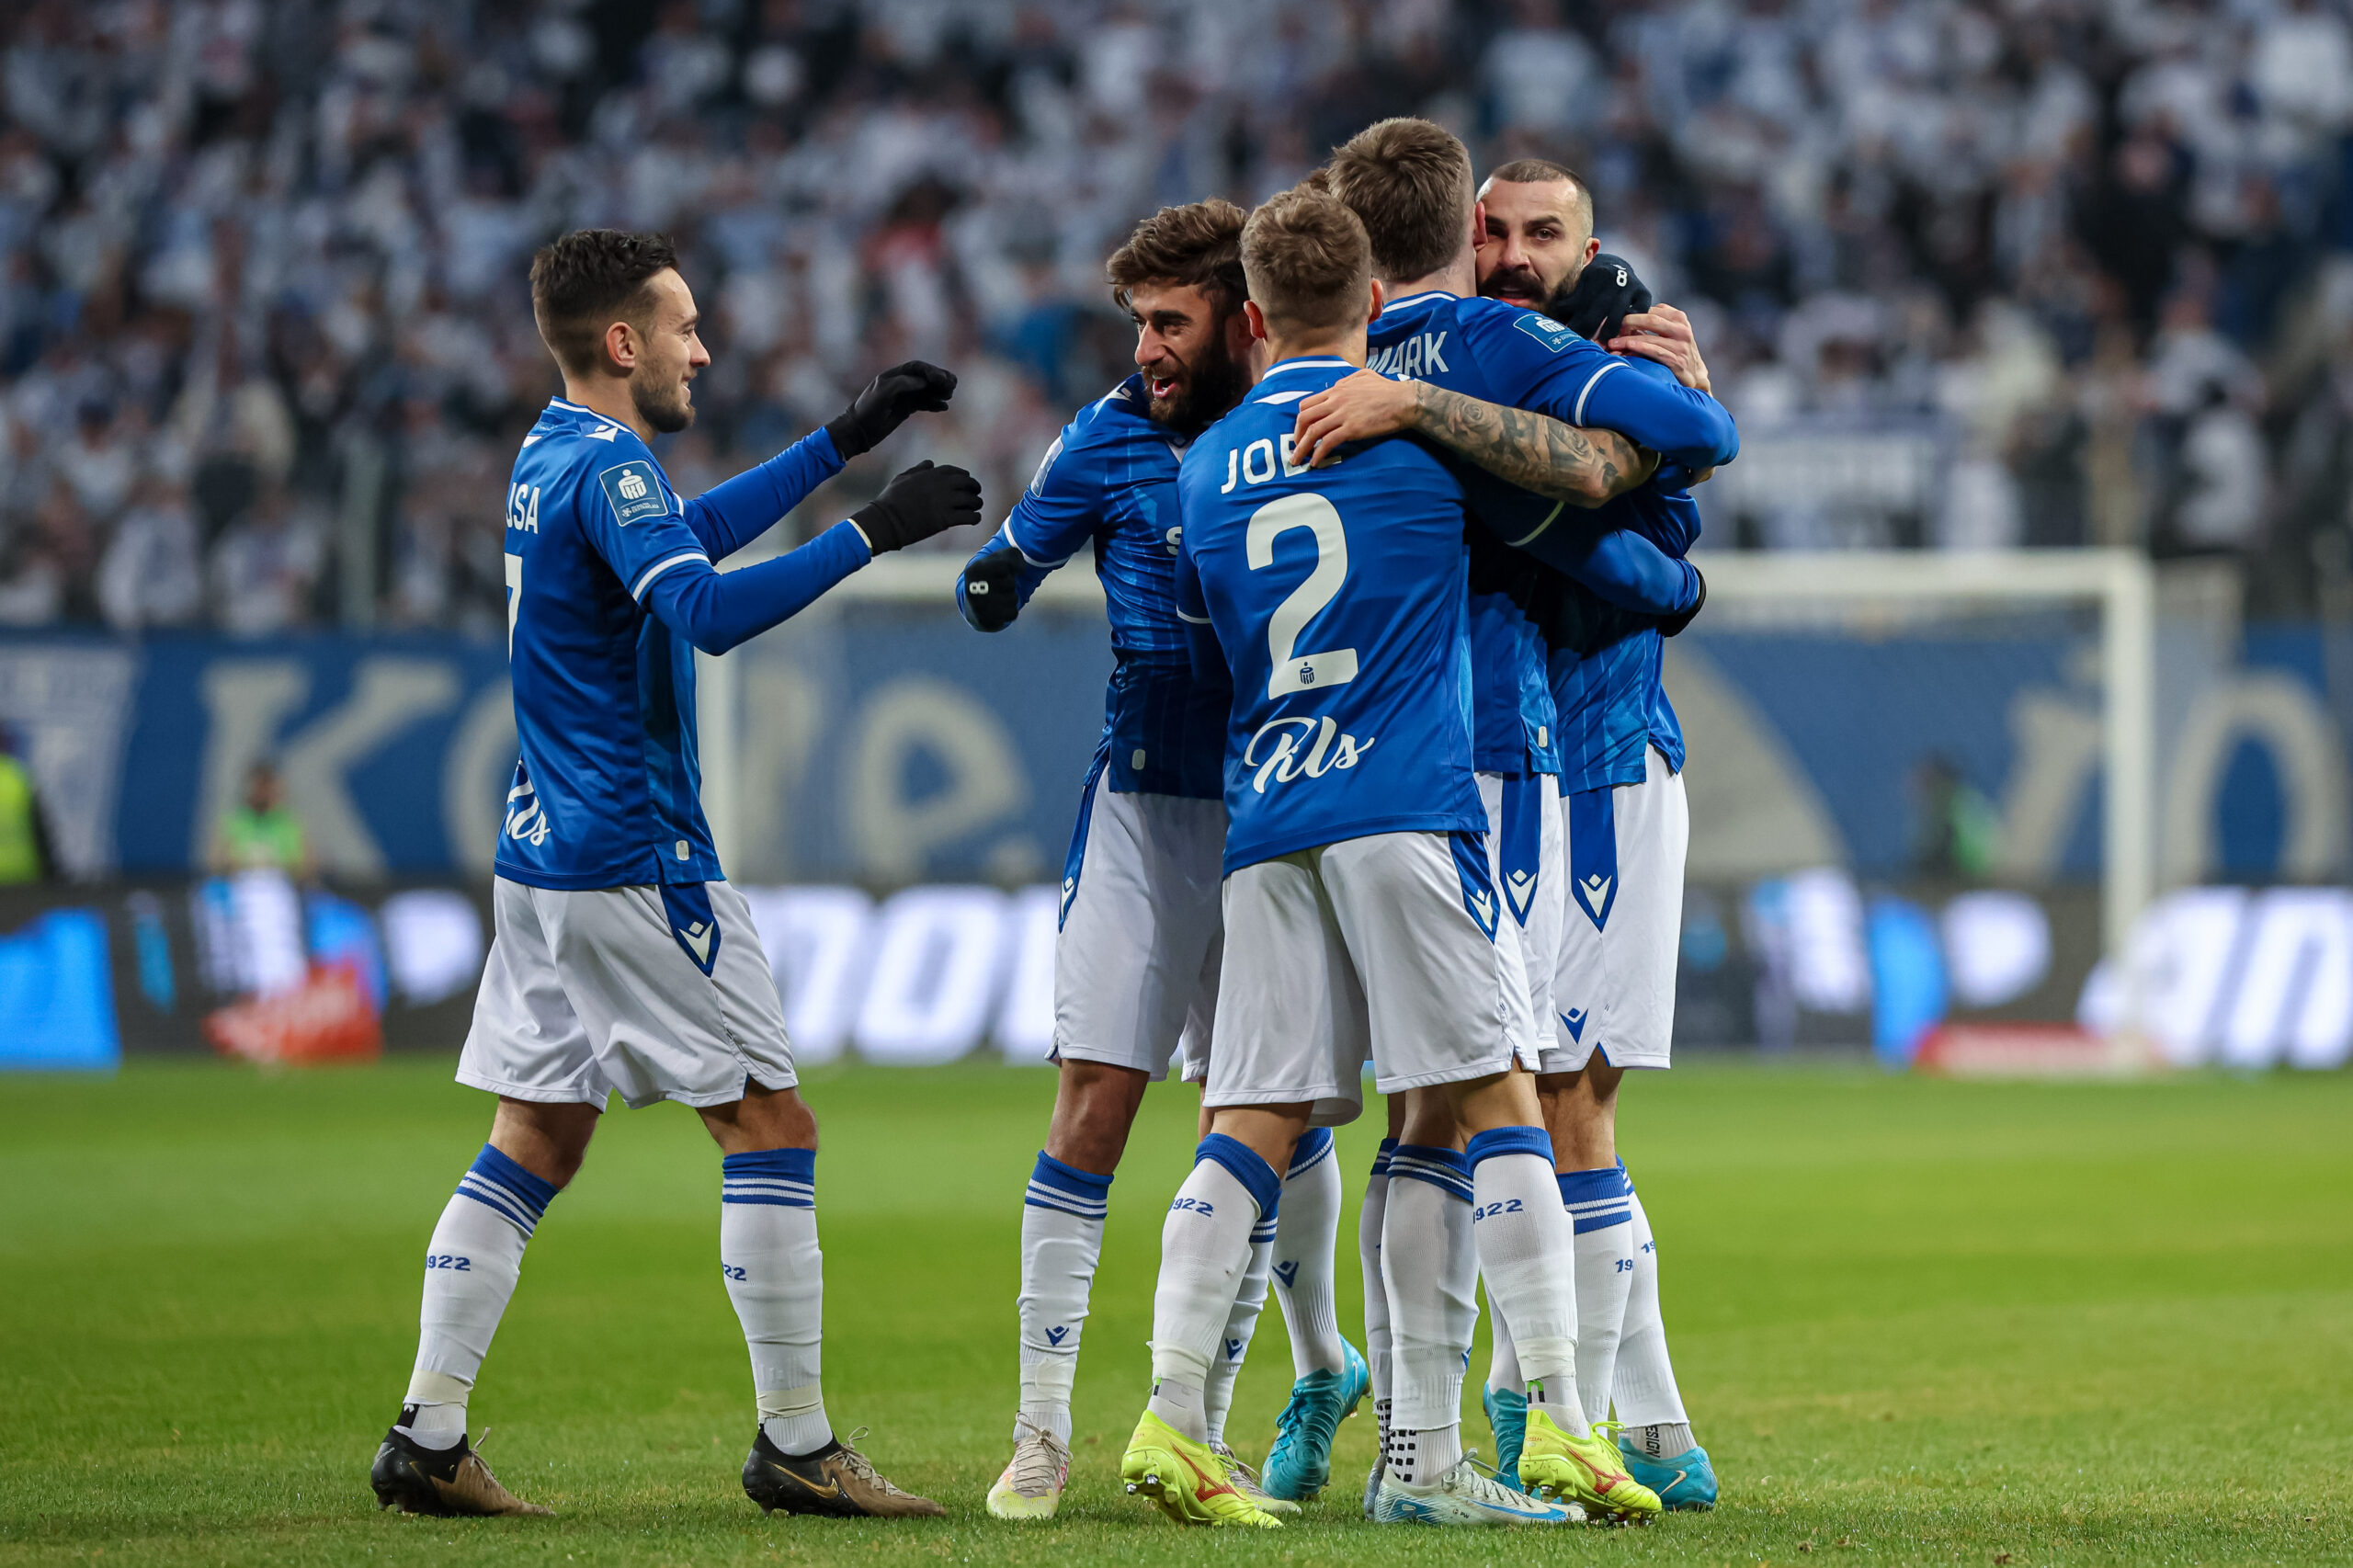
[597,460,670,527]
[1512,312,1581,354]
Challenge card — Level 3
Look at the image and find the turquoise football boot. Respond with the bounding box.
[1481,1384,1527,1493]
[1261,1341,1370,1501]
[1617,1435,1718,1510]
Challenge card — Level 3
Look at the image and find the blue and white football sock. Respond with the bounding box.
[1016,1152,1110,1447]
[1381,1143,1477,1483]
[1464,1127,1588,1437]
[721,1149,831,1457]
[1612,1170,1694,1451]
[1148,1135,1279,1444]
[400,1144,558,1449]
[1270,1127,1347,1378]
[1202,1216,1275,1447]
[1359,1140,1396,1449]
[1561,1164,1637,1428]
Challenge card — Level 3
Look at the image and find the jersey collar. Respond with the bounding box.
[1379,289,1457,313]
[1259,357,1356,379]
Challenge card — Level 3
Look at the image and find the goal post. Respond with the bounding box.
[1696,548,2157,957]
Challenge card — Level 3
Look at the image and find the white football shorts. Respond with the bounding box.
[1479,769,1565,1068]
[1050,773,1226,1083]
[1548,744,1688,1072]
[1205,829,1534,1126]
[458,877,796,1110]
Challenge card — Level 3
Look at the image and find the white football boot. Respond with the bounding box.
[984,1415,1070,1520]
[1373,1453,1588,1527]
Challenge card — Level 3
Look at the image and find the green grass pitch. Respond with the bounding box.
[3,1057,2349,1567]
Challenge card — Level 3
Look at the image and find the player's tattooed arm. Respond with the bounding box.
[1290,371,1656,506]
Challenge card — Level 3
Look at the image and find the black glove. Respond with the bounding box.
[825,360,958,459]
[1545,253,1654,344]
[960,546,1023,631]
[851,460,983,553]
[1658,562,1706,636]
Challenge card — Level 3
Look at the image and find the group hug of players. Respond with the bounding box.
[961,117,1730,1528]
[369,115,1729,1530]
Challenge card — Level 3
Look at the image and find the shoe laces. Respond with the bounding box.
[1209,1443,1268,1495]
[834,1426,915,1498]
[1006,1415,1068,1493]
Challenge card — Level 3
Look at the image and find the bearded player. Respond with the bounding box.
[1478,157,1722,1510]
[956,201,1365,1520]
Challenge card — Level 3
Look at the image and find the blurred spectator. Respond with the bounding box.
[0,0,2345,627]
[209,761,312,879]
[0,724,56,884]
[1911,754,2000,880]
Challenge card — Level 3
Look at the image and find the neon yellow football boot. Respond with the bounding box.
[1120,1411,1283,1528]
[1518,1409,1664,1521]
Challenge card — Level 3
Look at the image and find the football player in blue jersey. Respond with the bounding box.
[1480,160,1724,1512]
[1298,118,1733,1520]
[956,200,1351,1520]
[1117,186,1658,1531]
[1305,153,1725,1508]
[369,230,980,1522]
[957,197,1687,1518]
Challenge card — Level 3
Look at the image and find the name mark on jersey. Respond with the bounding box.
[506,482,541,533]
[598,460,669,527]
[1219,433,1316,494]
[1365,330,1449,381]
[1243,713,1374,795]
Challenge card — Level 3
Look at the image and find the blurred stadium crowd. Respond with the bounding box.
[2,0,2351,636]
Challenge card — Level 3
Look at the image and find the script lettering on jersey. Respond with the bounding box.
[1219,435,1316,494]
[503,777,553,847]
[1242,714,1374,795]
[1364,330,1449,381]
[506,483,541,533]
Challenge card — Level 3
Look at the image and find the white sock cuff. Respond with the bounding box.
[1152,1341,1213,1386]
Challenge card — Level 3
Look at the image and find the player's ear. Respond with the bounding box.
[603,318,638,376]
[1243,300,1269,343]
[1469,198,1485,251]
[1366,277,1384,324]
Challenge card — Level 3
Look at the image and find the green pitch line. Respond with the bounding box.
[1,1057,2347,1566]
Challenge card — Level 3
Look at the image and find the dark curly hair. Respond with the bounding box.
[529,229,678,378]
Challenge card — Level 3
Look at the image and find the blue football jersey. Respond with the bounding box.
[1175,357,1484,873]
[1367,290,1735,793]
[496,399,835,889]
[990,375,1223,799]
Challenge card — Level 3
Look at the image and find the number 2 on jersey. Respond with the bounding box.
[1246,492,1359,699]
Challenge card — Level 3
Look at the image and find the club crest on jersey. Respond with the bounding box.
[1242,715,1373,795]
[598,460,669,526]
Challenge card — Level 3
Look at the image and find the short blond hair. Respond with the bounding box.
[1240,187,1371,335]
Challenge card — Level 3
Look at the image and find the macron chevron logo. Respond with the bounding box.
[1506,868,1536,917]
[1224,1336,1246,1362]
[1469,889,1494,926]
[1563,1008,1587,1043]
[678,920,713,966]
[1580,873,1612,915]
[586,423,620,441]
[1045,1325,1069,1346]
[1273,1260,1299,1290]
